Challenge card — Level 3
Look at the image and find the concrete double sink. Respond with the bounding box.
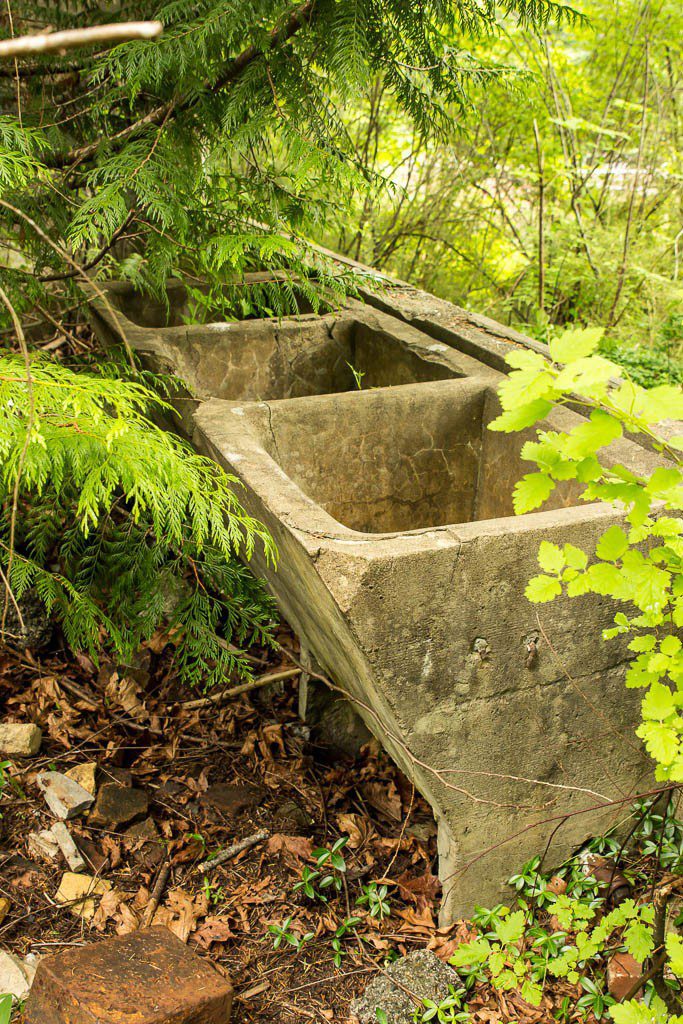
[91,280,656,919]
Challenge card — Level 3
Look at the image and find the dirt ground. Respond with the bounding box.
[0,622,457,1023]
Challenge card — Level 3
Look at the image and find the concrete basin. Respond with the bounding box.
[89,282,492,412]
[193,376,658,920]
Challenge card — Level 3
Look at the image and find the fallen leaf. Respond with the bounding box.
[267,834,312,865]
[362,780,402,822]
[336,812,370,849]
[193,917,235,949]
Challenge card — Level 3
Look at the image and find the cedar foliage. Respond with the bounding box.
[0,0,575,683]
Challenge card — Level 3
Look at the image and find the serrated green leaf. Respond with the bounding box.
[526,574,562,603]
[488,400,554,433]
[624,920,654,961]
[564,544,588,570]
[596,525,629,562]
[636,720,679,764]
[641,682,676,720]
[549,327,604,364]
[538,541,565,574]
[513,473,554,514]
[666,932,683,978]
[495,909,526,945]
[449,938,491,967]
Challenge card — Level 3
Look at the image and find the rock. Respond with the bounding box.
[54,872,111,920]
[0,897,9,926]
[273,799,314,832]
[37,771,94,820]
[0,949,38,1003]
[90,783,148,828]
[99,766,132,787]
[28,829,60,863]
[607,951,642,1000]
[50,822,86,873]
[25,926,233,1024]
[123,818,164,867]
[65,762,97,797]
[301,678,372,758]
[351,949,456,1024]
[0,722,42,756]
[201,782,265,818]
[3,589,52,650]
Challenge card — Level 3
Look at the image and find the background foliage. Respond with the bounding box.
[323,0,683,379]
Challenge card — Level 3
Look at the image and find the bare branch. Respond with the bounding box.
[0,22,162,60]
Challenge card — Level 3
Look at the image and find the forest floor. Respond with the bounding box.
[0,622,463,1023]
[0,623,673,1023]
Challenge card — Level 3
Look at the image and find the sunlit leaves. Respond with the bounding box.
[512,472,555,513]
[549,326,603,364]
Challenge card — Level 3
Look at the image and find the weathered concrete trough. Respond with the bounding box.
[90,279,659,920]
[193,376,658,919]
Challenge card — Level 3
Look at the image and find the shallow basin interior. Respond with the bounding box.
[254,379,584,533]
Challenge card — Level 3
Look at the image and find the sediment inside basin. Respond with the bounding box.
[251,378,584,533]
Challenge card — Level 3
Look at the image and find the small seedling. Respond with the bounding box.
[312,836,349,895]
[346,361,365,389]
[330,915,361,967]
[293,865,322,900]
[201,876,225,906]
[0,994,12,1024]
[356,882,391,922]
[413,985,470,1023]
[268,916,314,951]
[575,977,614,1020]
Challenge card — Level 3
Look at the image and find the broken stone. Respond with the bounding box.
[54,872,111,920]
[25,925,233,1024]
[0,949,38,1003]
[0,722,42,756]
[50,822,86,873]
[37,771,94,820]
[0,897,9,926]
[99,765,132,787]
[65,762,97,797]
[90,783,149,828]
[123,817,164,867]
[351,949,455,1024]
[201,782,264,817]
[28,829,60,863]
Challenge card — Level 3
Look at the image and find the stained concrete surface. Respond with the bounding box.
[89,277,668,920]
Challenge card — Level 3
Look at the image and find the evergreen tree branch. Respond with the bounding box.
[48,1,317,169]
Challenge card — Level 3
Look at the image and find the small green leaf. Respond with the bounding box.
[624,920,654,961]
[666,933,683,978]
[512,473,554,514]
[596,525,629,562]
[538,541,565,574]
[526,574,562,603]
[488,399,554,433]
[564,544,588,570]
[549,326,604,364]
[494,909,526,945]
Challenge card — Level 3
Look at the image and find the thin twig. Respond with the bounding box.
[179,667,301,710]
[141,861,171,927]
[197,829,269,873]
